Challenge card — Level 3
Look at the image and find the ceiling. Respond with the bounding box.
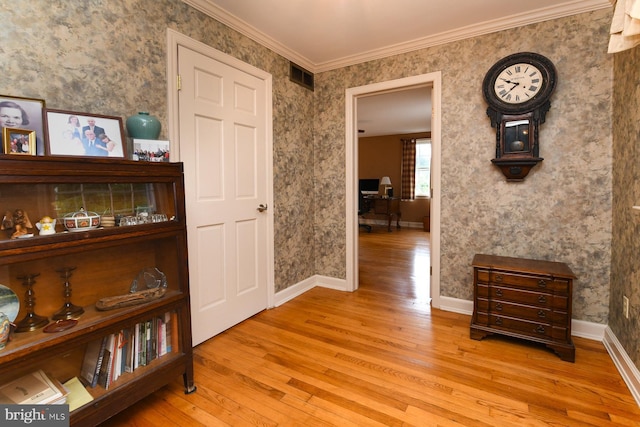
[357,86,432,137]
[181,0,609,136]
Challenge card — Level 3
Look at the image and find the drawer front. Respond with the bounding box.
[476,299,568,324]
[476,269,569,293]
[475,313,569,341]
[476,284,568,310]
[475,313,550,338]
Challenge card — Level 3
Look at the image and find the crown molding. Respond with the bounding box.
[181,0,315,70]
[182,0,610,73]
[315,0,611,71]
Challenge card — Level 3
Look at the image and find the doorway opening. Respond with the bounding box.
[345,72,442,309]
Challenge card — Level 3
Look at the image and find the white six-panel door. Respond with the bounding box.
[178,45,270,346]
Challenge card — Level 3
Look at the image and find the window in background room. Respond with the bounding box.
[415,138,431,197]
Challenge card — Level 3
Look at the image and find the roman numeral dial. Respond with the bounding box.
[493,63,543,104]
[484,52,556,114]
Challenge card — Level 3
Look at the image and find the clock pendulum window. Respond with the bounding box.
[482,52,557,181]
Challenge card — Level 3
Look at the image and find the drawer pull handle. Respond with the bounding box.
[535,325,545,334]
[495,317,503,326]
[538,295,547,304]
[495,274,503,282]
[495,303,503,311]
[496,289,503,297]
[537,310,546,318]
[538,279,547,288]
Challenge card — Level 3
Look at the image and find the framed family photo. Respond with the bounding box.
[2,128,36,155]
[45,109,126,158]
[0,95,46,155]
[133,138,170,162]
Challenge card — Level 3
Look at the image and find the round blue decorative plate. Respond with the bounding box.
[0,284,20,323]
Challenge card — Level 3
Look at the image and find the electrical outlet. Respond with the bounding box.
[623,295,630,319]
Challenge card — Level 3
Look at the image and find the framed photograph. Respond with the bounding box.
[132,138,170,162]
[2,128,36,155]
[0,95,46,155]
[45,109,126,158]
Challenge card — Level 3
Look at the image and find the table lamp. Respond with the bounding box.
[380,176,392,197]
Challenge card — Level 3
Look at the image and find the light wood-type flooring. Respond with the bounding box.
[102,227,640,426]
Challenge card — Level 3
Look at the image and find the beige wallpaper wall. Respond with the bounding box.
[611,45,640,368]
[0,0,316,293]
[0,2,627,344]
[314,9,614,325]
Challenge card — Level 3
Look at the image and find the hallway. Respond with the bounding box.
[359,227,431,304]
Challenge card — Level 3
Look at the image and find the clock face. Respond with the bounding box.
[483,52,557,114]
[493,63,543,104]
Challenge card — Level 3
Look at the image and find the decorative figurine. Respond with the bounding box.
[36,216,56,235]
[1,209,33,239]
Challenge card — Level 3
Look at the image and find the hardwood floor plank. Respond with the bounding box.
[101,228,640,426]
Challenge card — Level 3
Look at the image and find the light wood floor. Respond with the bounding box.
[102,228,640,426]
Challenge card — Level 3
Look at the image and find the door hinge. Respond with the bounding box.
[177,74,182,91]
[430,266,432,276]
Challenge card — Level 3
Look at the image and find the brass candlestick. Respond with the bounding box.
[53,266,84,320]
[15,273,48,332]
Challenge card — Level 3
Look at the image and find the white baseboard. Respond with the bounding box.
[273,275,348,307]
[273,276,316,307]
[603,327,640,406]
[438,295,473,314]
[572,319,606,341]
[275,280,638,406]
[315,275,348,291]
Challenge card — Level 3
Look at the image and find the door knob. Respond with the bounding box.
[257,204,268,213]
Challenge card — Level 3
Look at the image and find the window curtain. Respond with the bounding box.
[608,0,640,53]
[401,138,416,200]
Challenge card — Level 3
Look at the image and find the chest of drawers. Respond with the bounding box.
[470,254,576,362]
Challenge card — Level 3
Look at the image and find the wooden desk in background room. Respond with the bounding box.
[363,195,401,231]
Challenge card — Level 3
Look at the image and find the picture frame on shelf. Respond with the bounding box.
[2,128,36,155]
[132,138,170,162]
[0,95,46,155]
[45,109,126,158]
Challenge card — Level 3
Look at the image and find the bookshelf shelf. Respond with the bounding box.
[0,157,195,425]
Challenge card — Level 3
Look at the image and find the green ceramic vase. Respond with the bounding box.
[126,112,161,140]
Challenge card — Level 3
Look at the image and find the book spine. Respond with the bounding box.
[145,319,153,364]
[91,336,109,388]
[133,323,140,370]
[170,311,179,353]
[97,348,111,389]
[158,315,167,356]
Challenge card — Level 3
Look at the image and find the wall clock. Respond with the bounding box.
[483,52,557,181]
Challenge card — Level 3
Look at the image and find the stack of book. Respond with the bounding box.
[80,311,178,390]
[0,370,68,405]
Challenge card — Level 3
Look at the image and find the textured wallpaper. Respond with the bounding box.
[314,10,614,324]
[0,0,316,292]
[611,45,640,368]
[0,3,621,328]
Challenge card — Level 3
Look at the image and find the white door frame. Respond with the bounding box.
[166,28,275,309]
[345,72,442,308]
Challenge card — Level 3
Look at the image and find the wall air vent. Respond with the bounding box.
[289,62,314,91]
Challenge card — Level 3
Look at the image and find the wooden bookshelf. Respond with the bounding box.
[0,157,195,425]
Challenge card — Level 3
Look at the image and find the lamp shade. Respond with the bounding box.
[380,176,392,186]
